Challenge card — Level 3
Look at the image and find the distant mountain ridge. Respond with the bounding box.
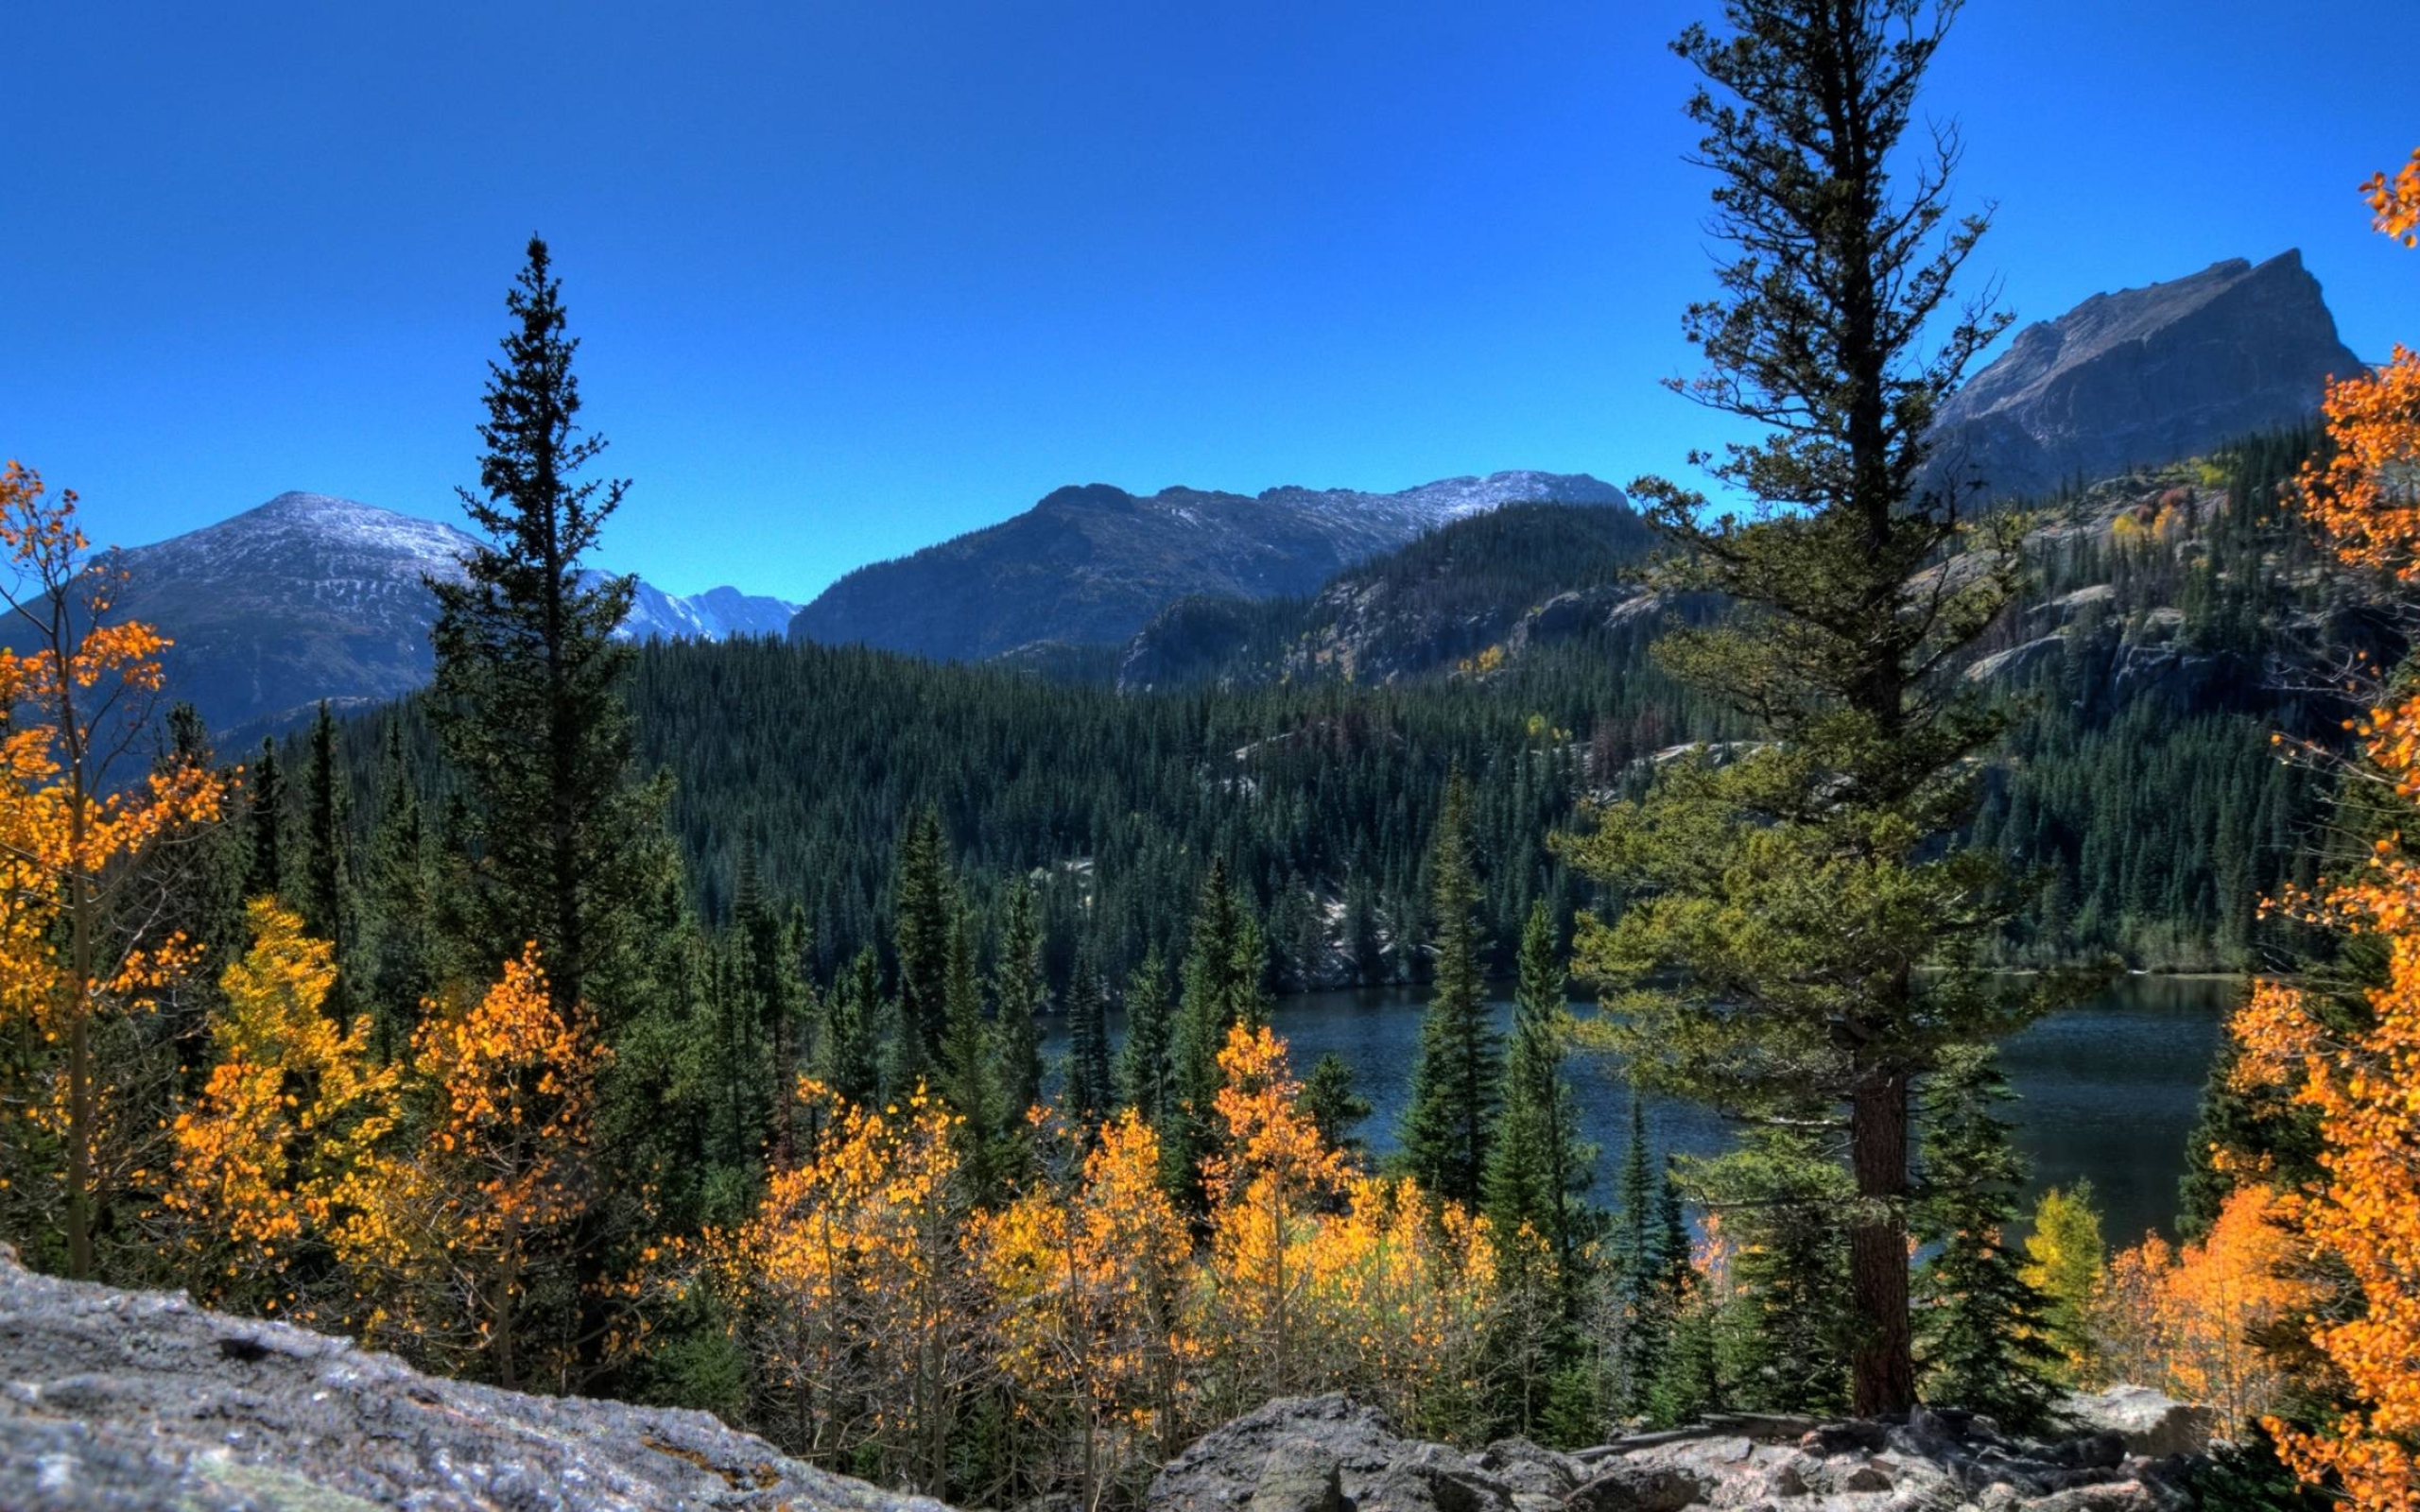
[1927,249,2361,499]
[61,491,796,741]
[786,471,1633,662]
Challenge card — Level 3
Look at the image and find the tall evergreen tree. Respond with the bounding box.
[1400,768,1500,1204]
[1612,1092,1658,1290]
[818,946,882,1108]
[1566,0,2064,1413]
[150,705,249,1072]
[938,902,1003,1194]
[1117,948,1173,1124]
[1912,1044,2060,1430]
[993,879,1046,1125]
[298,703,354,1013]
[893,805,954,1062]
[429,234,651,1026]
[1063,943,1114,1131]
[365,721,437,1052]
[1483,901,1598,1297]
[1162,862,1247,1200]
[246,736,283,902]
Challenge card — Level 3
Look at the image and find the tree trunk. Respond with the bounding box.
[1848,1072,1913,1415]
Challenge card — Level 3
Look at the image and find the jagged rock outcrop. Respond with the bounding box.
[1927,250,2363,501]
[0,1246,952,1512]
[1147,1394,2209,1512]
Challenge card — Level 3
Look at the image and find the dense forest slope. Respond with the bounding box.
[786,472,1634,661]
[324,433,2381,986]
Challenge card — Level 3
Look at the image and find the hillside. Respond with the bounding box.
[786,471,1633,662]
[1117,501,1664,690]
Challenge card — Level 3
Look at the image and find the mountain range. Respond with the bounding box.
[785,471,1634,662]
[58,492,798,741]
[51,249,2365,741]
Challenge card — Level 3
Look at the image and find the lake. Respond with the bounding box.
[1045,972,2236,1244]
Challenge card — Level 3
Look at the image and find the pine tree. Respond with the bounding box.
[1299,1052,1374,1154]
[247,737,284,902]
[1631,1158,1697,1417]
[148,706,250,1073]
[1565,0,2061,1414]
[1709,1119,1853,1415]
[993,879,1046,1125]
[819,946,882,1107]
[1612,1092,1657,1291]
[298,703,354,1017]
[1400,768,1500,1205]
[1912,1044,2061,1431]
[428,235,652,1031]
[364,722,437,1055]
[893,806,954,1064]
[939,903,1002,1194]
[1063,943,1114,1131]
[1163,863,1247,1201]
[1483,901,1598,1297]
[1118,949,1173,1124]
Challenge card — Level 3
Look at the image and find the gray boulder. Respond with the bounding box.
[1253,1440,1348,1512]
[0,1246,953,1512]
[2057,1387,2219,1458]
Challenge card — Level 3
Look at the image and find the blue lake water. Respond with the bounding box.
[1046,972,2234,1245]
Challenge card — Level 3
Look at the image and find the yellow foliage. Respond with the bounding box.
[0,461,227,1276]
[164,900,397,1320]
[716,1079,977,1490]
[337,944,602,1391]
[2095,1188,2311,1438]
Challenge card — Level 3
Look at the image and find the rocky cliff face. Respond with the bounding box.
[1928,251,2363,500]
[0,1246,951,1512]
[790,472,1631,663]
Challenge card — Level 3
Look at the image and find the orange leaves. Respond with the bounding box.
[2232,149,2420,1512]
[2234,967,2420,1512]
[976,1109,1197,1487]
[2366,148,2420,249]
[2097,1188,2311,1439]
[2297,347,2420,580]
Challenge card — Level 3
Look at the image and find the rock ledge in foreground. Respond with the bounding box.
[0,1245,955,1512]
[1148,1392,2207,1512]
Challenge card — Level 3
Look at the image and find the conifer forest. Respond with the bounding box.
[7,3,2420,1510]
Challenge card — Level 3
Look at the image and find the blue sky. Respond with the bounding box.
[8,1,2417,598]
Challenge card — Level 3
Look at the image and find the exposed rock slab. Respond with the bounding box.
[1147,1395,2207,1512]
[0,1246,953,1512]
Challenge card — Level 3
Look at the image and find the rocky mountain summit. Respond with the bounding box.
[1151,1393,2213,1512]
[788,472,1632,663]
[38,492,796,740]
[0,1245,949,1512]
[1927,251,2362,500]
